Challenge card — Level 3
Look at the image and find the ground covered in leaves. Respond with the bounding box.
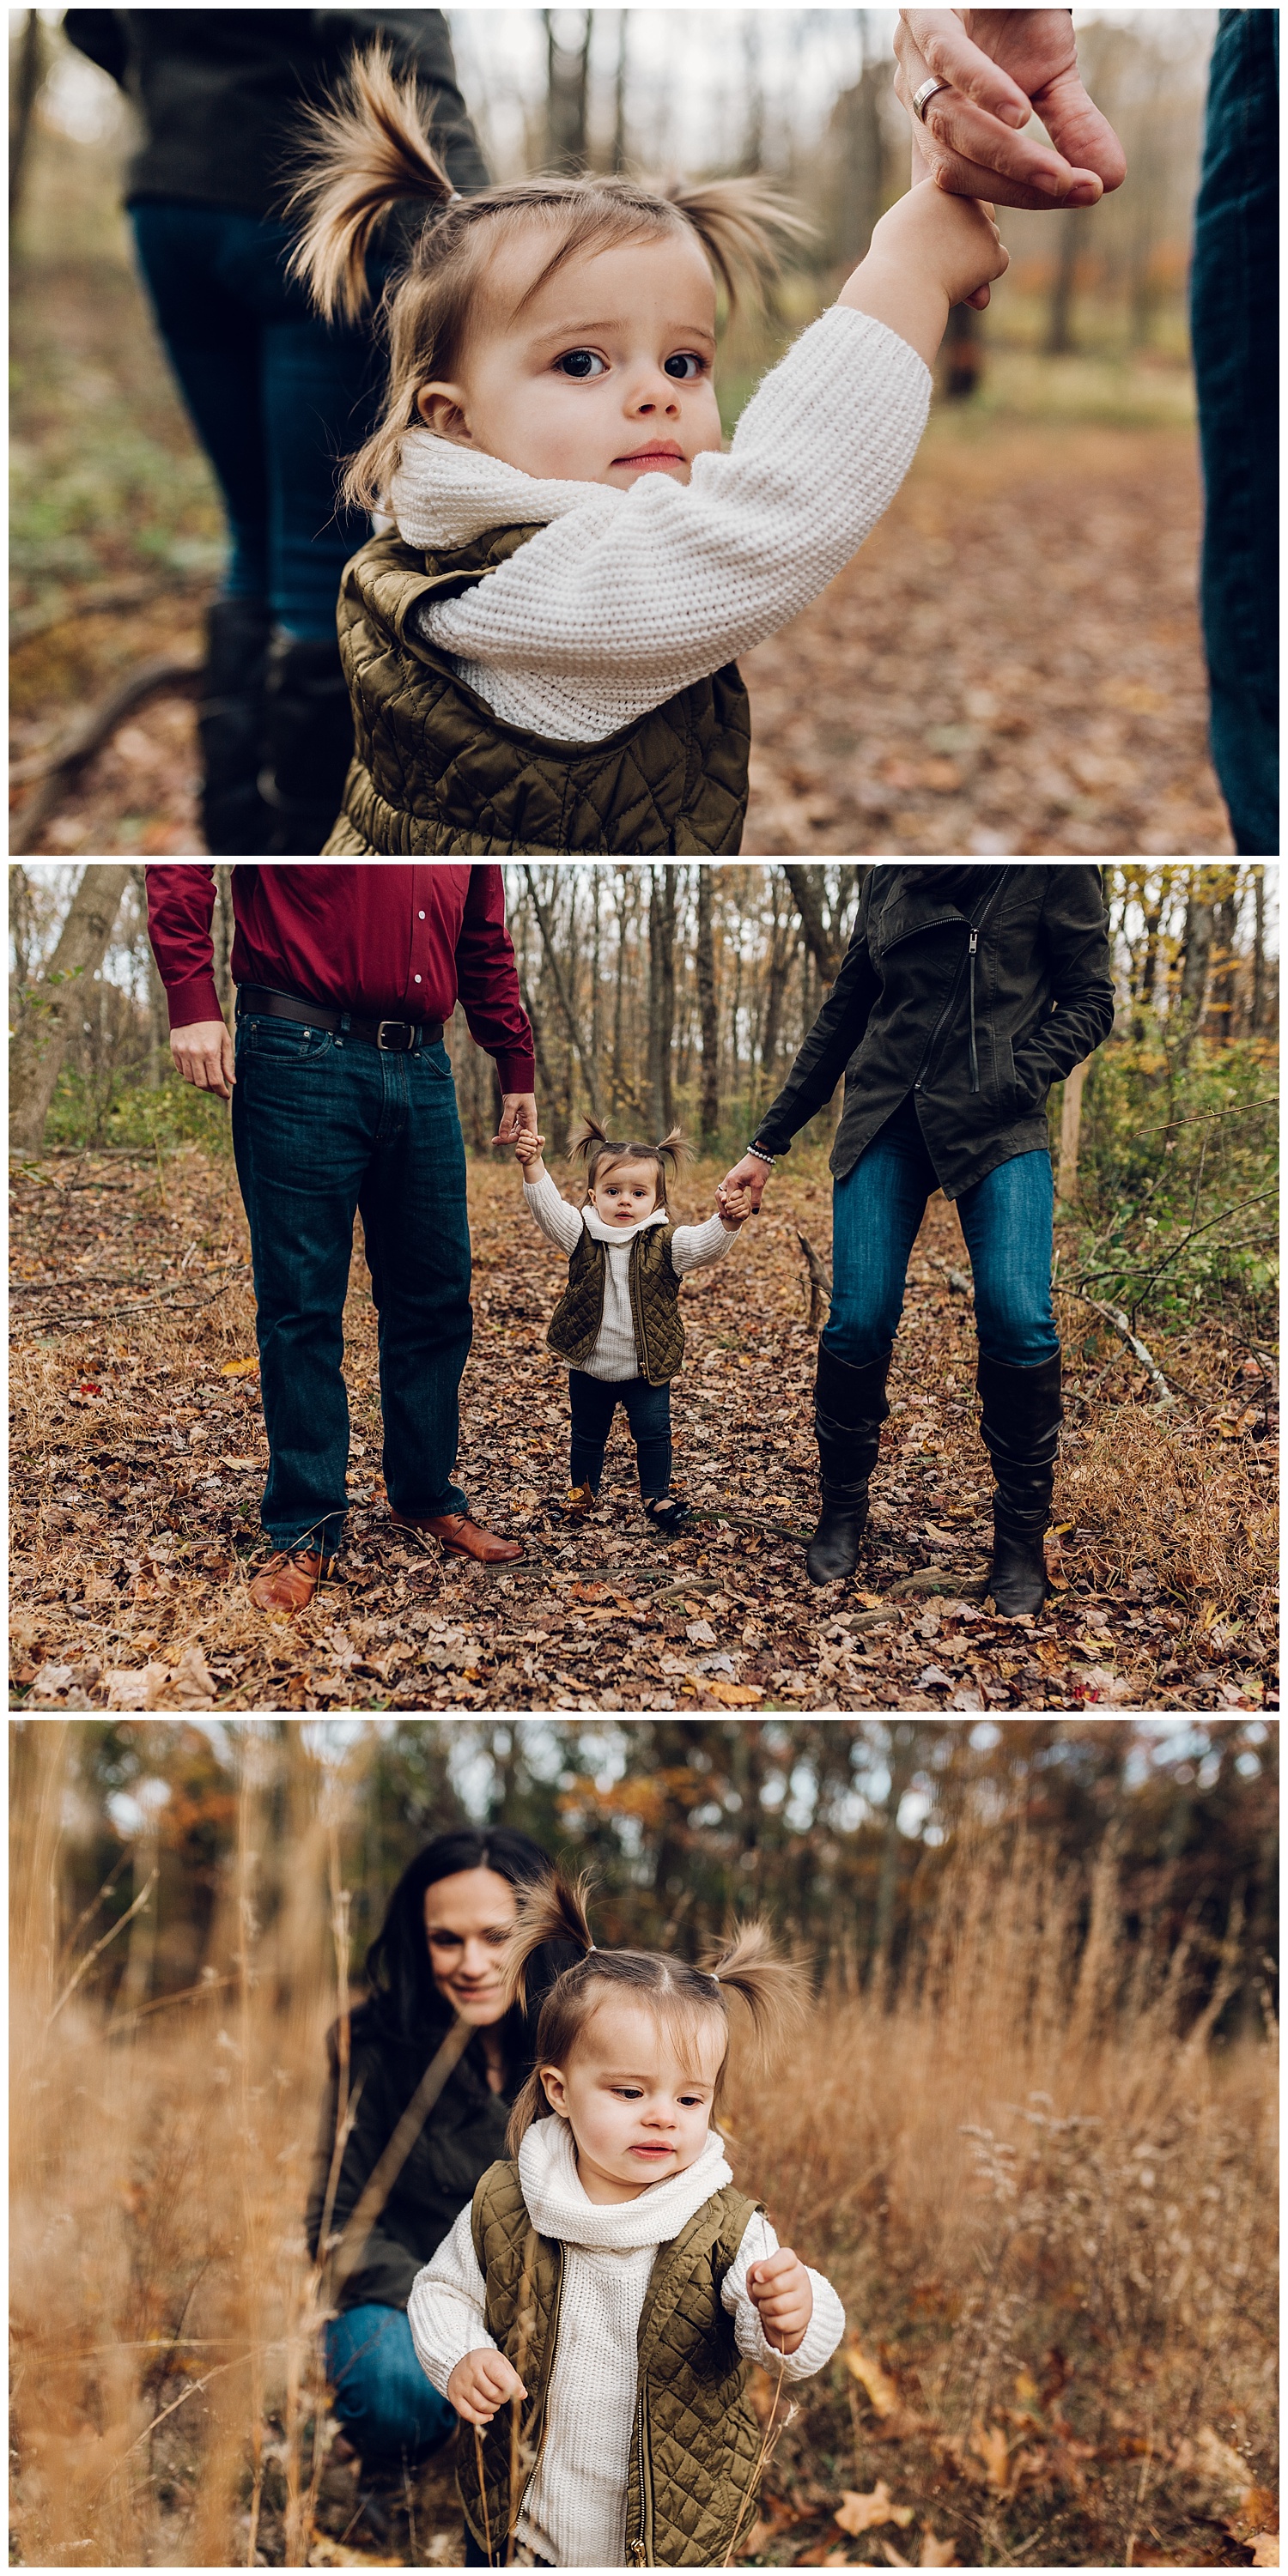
[9,1146,1276,1715]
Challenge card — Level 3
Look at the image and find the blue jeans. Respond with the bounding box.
[1190,9,1279,856]
[231,1012,472,1555]
[130,202,383,639]
[324,2306,454,2463]
[568,1370,673,1497]
[823,1105,1058,1369]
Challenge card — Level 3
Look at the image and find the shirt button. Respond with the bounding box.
[418,910,426,920]
[414,973,422,984]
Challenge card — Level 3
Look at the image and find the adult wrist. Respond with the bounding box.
[746,1143,775,1167]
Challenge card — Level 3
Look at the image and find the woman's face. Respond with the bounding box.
[423,1866,519,2027]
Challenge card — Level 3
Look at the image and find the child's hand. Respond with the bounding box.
[719,1179,754,1226]
[513,1126,546,1177]
[840,180,1008,368]
[747,2247,813,2355]
[447,2348,527,2426]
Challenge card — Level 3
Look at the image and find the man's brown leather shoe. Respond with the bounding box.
[248,1547,331,1613]
[391,1510,524,1564]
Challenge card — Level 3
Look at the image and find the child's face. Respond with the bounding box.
[416,231,725,488]
[591,1158,659,1225]
[540,1996,724,2204]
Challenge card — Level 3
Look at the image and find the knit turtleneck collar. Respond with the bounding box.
[388,427,626,552]
[581,1204,669,1247]
[517,2116,732,2250]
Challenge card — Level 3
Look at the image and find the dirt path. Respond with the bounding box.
[9,1150,1274,1714]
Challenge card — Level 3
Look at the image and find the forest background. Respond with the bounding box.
[9,1715,1279,2570]
[7,860,1279,1715]
[11,6,1234,858]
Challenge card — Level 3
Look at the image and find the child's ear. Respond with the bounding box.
[416,382,474,444]
[539,2063,569,2117]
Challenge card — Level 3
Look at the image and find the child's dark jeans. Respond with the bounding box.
[568,1371,672,1499]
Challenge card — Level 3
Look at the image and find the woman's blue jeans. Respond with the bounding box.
[230,1013,472,1555]
[1190,9,1279,856]
[823,1112,1058,1370]
[130,202,383,639]
[324,2306,455,2463]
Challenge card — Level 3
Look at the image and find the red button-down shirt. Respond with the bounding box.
[146,862,535,1094]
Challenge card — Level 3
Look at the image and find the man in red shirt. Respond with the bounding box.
[147,863,536,1610]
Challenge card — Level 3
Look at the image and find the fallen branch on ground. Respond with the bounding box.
[1068,1291,1199,1409]
[9,652,201,852]
[796,1228,833,1330]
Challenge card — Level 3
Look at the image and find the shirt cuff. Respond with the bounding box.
[493,1051,537,1095]
[164,973,224,1030]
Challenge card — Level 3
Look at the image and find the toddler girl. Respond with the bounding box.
[515,1116,749,1534]
[289,48,1007,855]
[408,1872,844,2570]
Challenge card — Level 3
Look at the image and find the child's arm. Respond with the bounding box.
[405,189,1005,746]
[723,2213,846,2379]
[839,180,1007,370]
[407,2204,505,2403]
[517,1141,585,1257]
[669,1188,752,1275]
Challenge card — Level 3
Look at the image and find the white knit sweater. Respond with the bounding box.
[387,303,930,743]
[523,1168,736,1382]
[408,2120,845,2571]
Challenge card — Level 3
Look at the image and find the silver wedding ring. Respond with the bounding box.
[912,76,951,123]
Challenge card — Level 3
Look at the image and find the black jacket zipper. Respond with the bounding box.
[912,871,1008,1099]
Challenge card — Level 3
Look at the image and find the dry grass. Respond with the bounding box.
[9,1730,1278,2569]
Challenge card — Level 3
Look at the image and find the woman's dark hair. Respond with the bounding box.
[357,1827,556,2051]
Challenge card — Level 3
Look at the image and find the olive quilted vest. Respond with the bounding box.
[324,528,750,857]
[460,2154,764,2569]
[547,1222,684,1385]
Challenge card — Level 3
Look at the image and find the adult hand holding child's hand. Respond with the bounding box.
[513,1126,546,1173]
[447,2348,527,2426]
[747,2246,813,2355]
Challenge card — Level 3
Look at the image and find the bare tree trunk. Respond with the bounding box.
[1251,868,1267,1032]
[1045,210,1079,355]
[1210,881,1242,1044]
[211,865,235,1020]
[1176,882,1216,1060]
[1057,1057,1090,1202]
[782,863,841,983]
[591,866,603,1070]
[9,9,46,227]
[133,865,168,1088]
[522,863,601,1117]
[611,10,629,170]
[9,863,132,1154]
[872,1721,919,1998]
[612,866,629,1118]
[10,864,33,987]
[696,866,720,1144]
[647,867,677,1135]
[545,8,592,169]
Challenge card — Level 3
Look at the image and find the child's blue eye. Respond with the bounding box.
[556,349,606,379]
[664,353,706,381]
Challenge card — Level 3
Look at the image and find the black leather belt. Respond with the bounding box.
[237,985,444,1052]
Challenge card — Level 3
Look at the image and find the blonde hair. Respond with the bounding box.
[501,1870,811,2155]
[287,45,811,512]
[568,1115,687,1213]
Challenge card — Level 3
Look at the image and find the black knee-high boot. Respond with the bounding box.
[805,1343,892,1586]
[198,596,273,855]
[977,1349,1063,1616]
[259,633,355,854]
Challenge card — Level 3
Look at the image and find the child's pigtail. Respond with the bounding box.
[653,1126,689,1184]
[567,1116,610,1171]
[286,44,458,324]
[700,1919,811,2065]
[666,178,814,316]
[501,1867,595,2016]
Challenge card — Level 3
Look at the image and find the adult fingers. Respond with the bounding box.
[1033,64,1127,192]
[932,147,1103,214]
[918,84,1078,199]
[898,10,1031,127]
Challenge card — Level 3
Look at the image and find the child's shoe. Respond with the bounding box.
[644,1493,693,1537]
[562,1481,597,1522]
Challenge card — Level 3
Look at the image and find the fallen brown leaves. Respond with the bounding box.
[9,1144,1277,1712]
[742,421,1234,859]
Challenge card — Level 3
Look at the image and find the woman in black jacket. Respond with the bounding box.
[306,1826,569,2475]
[721,865,1115,1614]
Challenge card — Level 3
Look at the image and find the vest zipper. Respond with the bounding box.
[635,2378,655,2567]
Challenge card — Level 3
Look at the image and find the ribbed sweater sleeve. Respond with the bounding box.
[670,1212,740,1275]
[406,2204,495,2401]
[522,1169,585,1256]
[413,306,930,744]
[722,2212,846,2380]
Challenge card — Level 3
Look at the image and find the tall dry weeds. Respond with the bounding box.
[9,1757,1278,2569]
